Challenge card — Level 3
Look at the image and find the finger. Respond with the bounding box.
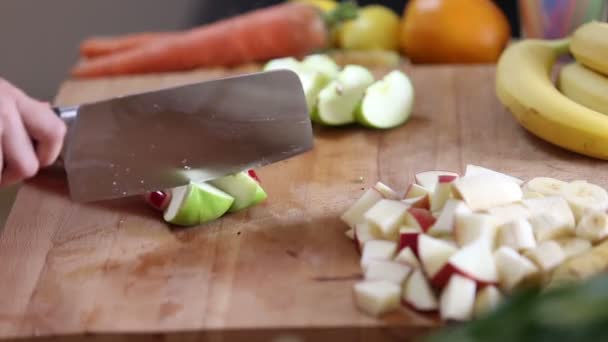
[17,96,67,167]
[0,101,39,186]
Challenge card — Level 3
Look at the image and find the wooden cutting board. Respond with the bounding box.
[0,64,606,341]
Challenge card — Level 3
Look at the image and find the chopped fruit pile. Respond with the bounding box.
[263,54,414,130]
[342,165,608,321]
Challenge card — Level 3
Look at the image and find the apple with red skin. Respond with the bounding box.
[398,227,422,256]
[431,240,498,289]
[402,269,439,313]
[431,175,458,212]
[414,170,459,192]
[405,208,436,233]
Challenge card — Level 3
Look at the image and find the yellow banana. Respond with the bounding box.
[495,39,608,160]
[570,21,608,76]
[558,62,608,116]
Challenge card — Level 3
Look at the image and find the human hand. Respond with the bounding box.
[0,79,67,186]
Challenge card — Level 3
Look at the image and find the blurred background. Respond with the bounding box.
[0,0,519,101]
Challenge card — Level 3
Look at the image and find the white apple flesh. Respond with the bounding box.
[364,199,410,240]
[486,203,531,226]
[464,164,524,186]
[394,246,421,268]
[341,188,383,228]
[439,274,477,322]
[405,183,430,199]
[402,269,438,313]
[432,239,498,289]
[417,234,458,281]
[404,208,436,233]
[414,170,459,193]
[494,246,539,293]
[354,222,382,252]
[430,175,458,212]
[373,182,401,200]
[353,280,401,317]
[365,260,412,285]
[454,213,498,248]
[360,240,398,271]
[497,218,537,251]
[428,199,472,237]
[453,173,523,211]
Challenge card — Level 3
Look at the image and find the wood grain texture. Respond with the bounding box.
[0,64,606,340]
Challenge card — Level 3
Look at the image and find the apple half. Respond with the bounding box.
[355,70,414,129]
[315,65,375,125]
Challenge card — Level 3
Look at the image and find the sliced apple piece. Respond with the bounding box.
[414,170,459,193]
[360,240,397,271]
[523,196,576,241]
[473,285,504,318]
[364,199,410,240]
[494,246,540,293]
[163,183,201,226]
[365,260,412,285]
[522,177,568,196]
[208,171,263,212]
[355,70,414,129]
[394,246,420,268]
[353,280,401,317]
[354,222,383,253]
[555,237,592,259]
[301,54,340,80]
[452,173,523,211]
[341,188,383,228]
[486,203,531,226]
[398,227,421,256]
[561,180,608,222]
[404,208,436,233]
[432,239,498,289]
[428,199,472,237]
[523,240,566,273]
[417,234,458,281]
[405,183,430,199]
[430,175,458,212]
[402,196,430,210]
[575,209,608,243]
[454,213,498,248]
[402,269,438,313]
[439,274,476,322]
[316,65,375,126]
[373,182,400,200]
[497,218,536,251]
[464,164,524,186]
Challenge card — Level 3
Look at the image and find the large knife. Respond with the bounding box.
[53,70,313,203]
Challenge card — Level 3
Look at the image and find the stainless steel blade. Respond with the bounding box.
[62,70,313,202]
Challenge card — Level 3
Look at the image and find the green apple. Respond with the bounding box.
[251,184,268,205]
[316,65,375,126]
[302,54,340,80]
[209,171,260,212]
[163,183,201,226]
[264,57,328,114]
[193,182,235,223]
[355,70,414,129]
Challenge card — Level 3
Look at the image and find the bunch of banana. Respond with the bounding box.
[495,21,608,160]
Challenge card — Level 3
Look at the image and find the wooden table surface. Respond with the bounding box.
[0,64,606,341]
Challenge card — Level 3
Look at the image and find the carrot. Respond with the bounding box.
[80,32,177,58]
[71,2,357,78]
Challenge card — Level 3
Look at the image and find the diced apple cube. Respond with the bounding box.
[453,174,523,211]
[454,212,498,248]
[354,222,382,251]
[405,183,430,199]
[364,199,410,240]
[365,260,412,285]
[432,239,498,289]
[394,246,420,268]
[373,182,401,200]
[417,234,458,281]
[494,246,539,293]
[361,240,398,271]
[486,203,531,226]
[353,280,401,317]
[430,175,458,212]
[439,274,477,322]
[402,269,438,313]
[523,197,575,242]
[415,170,459,193]
[404,208,436,233]
[341,188,383,228]
[497,218,536,251]
[398,227,421,255]
[427,199,471,237]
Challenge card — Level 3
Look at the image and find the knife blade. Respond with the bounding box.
[54,70,313,203]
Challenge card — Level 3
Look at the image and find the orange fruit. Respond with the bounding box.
[399,0,511,64]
